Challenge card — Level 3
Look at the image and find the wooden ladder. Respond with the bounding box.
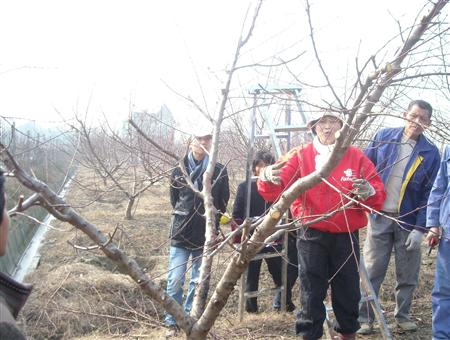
[239,85,392,339]
[238,85,306,320]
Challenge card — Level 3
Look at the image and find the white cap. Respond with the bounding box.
[190,122,213,138]
[307,111,343,134]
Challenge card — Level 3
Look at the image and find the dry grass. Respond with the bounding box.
[17,166,435,339]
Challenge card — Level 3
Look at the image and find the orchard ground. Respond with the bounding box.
[17,168,435,339]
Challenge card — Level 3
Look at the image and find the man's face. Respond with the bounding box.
[315,116,342,145]
[403,105,431,140]
[191,135,212,160]
[254,160,268,176]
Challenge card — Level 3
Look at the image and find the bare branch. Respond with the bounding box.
[128,118,180,161]
[305,0,345,110]
[67,224,120,251]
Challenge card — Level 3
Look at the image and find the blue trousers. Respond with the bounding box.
[360,214,421,323]
[432,233,450,340]
[164,246,203,326]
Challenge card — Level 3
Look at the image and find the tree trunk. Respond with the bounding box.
[191,176,215,318]
[186,331,207,340]
[125,196,135,220]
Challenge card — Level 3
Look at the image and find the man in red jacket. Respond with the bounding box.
[257,112,386,340]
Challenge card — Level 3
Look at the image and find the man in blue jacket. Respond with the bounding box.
[426,144,450,340]
[358,100,440,334]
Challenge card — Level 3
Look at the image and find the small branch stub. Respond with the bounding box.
[17,195,24,210]
[270,209,281,220]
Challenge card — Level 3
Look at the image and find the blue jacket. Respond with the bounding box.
[365,127,440,231]
[426,145,450,232]
[426,145,450,339]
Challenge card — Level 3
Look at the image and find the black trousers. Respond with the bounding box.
[295,228,360,339]
[287,232,299,297]
[246,235,298,312]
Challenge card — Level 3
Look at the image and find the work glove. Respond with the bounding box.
[426,227,441,248]
[259,161,286,185]
[219,213,231,225]
[404,229,424,252]
[351,178,376,200]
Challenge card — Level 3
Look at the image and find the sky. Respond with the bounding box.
[0,0,443,132]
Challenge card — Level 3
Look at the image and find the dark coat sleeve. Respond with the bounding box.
[232,182,246,221]
[169,168,180,209]
[216,166,230,213]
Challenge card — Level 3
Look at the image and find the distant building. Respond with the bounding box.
[131,104,176,144]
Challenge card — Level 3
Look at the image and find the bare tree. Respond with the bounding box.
[2,1,450,339]
[68,114,175,219]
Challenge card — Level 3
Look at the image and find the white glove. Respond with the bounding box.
[405,229,424,251]
[259,161,286,185]
[351,178,376,200]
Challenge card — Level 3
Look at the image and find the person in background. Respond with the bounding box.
[164,128,230,337]
[0,169,26,340]
[258,112,386,340]
[358,100,440,334]
[426,144,450,340]
[232,150,296,313]
[0,169,10,256]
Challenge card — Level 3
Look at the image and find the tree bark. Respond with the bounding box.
[125,196,135,220]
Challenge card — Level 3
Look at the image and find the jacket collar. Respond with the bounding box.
[391,127,435,152]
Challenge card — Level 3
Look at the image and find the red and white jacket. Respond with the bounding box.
[257,143,386,233]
